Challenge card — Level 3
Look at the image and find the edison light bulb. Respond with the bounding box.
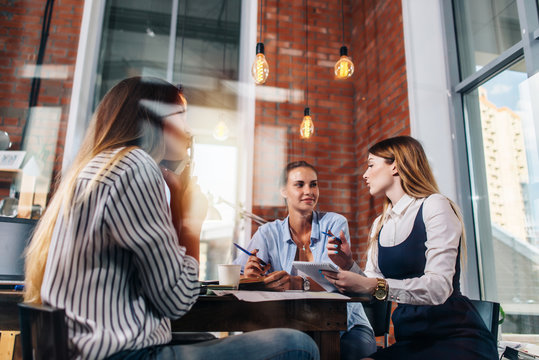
[300,107,314,139]
[213,120,229,141]
[334,46,354,79]
[251,43,269,84]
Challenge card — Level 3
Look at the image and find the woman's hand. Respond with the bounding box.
[161,165,208,259]
[263,270,291,291]
[244,249,271,278]
[326,230,354,270]
[321,270,378,295]
[162,165,208,225]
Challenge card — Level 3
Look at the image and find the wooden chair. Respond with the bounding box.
[18,303,68,360]
[362,300,392,348]
[469,299,501,339]
[18,302,217,360]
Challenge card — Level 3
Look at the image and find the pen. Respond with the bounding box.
[321,231,342,244]
[233,243,267,266]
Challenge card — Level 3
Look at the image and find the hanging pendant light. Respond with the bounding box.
[252,0,269,84]
[300,107,314,139]
[252,43,269,84]
[334,0,354,79]
[300,0,314,139]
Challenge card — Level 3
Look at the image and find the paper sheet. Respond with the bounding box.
[210,290,350,302]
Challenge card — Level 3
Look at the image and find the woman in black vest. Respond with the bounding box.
[322,136,498,360]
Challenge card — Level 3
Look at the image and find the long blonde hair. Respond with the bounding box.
[24,77,186,303]
[367,136,466,264]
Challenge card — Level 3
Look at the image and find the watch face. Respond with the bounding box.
[304,280,310,291]
[374,288,387,300]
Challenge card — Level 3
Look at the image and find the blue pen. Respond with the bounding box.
[233,243,267,266]
[321,231,342,244]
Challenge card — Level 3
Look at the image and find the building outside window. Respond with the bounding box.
[452,0,539,337]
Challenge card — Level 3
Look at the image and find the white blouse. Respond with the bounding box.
[352,193,462,306]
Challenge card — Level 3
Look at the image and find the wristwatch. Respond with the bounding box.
[300,275,311,291]
[373,278,388,301]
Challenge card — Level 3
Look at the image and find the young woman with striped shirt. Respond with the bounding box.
[24,77,319,360]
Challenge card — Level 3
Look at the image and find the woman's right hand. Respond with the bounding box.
[244,249,270,278]
[326,230,354,270]
[321,270,378,295]
[161,165,208,229]
[161,165,208,260]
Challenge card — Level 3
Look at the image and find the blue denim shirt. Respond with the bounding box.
[233,211,372,331]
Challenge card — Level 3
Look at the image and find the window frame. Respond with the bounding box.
[443,0,539,302]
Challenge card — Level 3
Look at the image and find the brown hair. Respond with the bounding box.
[24,77,186,303]
[280,160,318,187]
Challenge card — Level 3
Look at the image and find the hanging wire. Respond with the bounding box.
[259,0,264,42]
[23,0,55,145]
[179,0,188,78]
[305,0,308,107]
[341,0,345,44]
[222,0,228,77]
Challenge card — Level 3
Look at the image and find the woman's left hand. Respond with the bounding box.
[263,270,291,291]
[321,270,378,295]
[326,230,354,270]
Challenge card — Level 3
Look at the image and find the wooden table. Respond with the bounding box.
[1,291,364,360]
[171,294,357,360]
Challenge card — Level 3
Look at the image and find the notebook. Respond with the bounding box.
[292,261,340,292]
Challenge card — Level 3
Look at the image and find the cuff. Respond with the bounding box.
[386,278,408,303]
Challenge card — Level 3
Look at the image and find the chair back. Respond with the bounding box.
[469,299,500,339]
[362,300,392,347]
[18,303,69,360]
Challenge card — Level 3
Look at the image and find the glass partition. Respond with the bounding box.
[94,0,245,280]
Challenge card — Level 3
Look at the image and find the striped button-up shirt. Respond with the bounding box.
[41,148,200,360]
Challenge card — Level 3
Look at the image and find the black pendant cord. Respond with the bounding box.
[259,0,264,42]
[341,0,345,45]
[22,0,55,145]
[305,0,308,108]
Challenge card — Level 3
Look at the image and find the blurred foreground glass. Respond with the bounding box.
[95,0,245,281]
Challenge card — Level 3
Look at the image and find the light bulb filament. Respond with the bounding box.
[300,115,314,139]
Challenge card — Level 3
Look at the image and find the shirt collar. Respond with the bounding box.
[389,194,414,216]
[281,211,320,244]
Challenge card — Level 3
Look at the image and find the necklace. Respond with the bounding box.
[289,225,310,252]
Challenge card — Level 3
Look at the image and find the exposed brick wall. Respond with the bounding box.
[252,0,358,231]
[252,0,410,266]
[350,0,409,345]
[251,0,409,345]
[349,0,410,266]
[0,0,82,199]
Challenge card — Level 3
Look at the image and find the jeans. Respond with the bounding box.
[340,325,378,360]
[106,328,320,360]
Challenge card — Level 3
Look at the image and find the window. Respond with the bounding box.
[82,0,253,280]
[453,0,539,337]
